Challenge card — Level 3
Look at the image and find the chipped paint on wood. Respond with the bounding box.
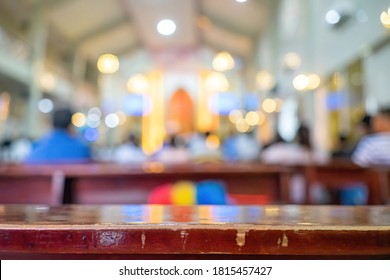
[277,234,289,247]
[98,231,124,247]
[141,233,146,249]
[181,230,189,250]
[236,229,247,247]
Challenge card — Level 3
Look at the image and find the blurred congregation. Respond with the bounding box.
[1,0,390,206]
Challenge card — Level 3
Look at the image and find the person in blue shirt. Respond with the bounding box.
[25,107,91,164]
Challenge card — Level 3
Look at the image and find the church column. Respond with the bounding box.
[25,9,48,138]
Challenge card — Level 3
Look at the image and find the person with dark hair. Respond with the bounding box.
[25,107,91,163]
[261,125,313,165]
[352,107,390,166]
[154,134,190,163]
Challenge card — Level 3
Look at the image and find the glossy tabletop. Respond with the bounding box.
[1,205,390,258]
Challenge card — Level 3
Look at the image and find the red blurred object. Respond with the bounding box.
[229,194,270,205]
[147,183,173,204]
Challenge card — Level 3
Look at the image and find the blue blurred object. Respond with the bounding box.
[196,180,227,205]
[339,184,368,205]
[245,93,259,111]
[326,91,346,111]
[209,93,240,115]
[123,94,152,116]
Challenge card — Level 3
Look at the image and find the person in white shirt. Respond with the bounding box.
[113,133,147,164]
[352,108,390,166]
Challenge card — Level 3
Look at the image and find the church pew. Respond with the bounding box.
[0,163,292,204]
[0,162,388,205]
[0,169,64,205]
[0,204,389,259]
[303,161,386,205]
[66,163,292,204]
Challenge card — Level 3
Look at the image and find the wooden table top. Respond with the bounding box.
[1,205,390,258]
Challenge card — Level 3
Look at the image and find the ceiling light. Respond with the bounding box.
[380,9,390,29]
[293,74,310,91]
[105,113,120,128]
[127,74,149,93]
[212,51,235,72]
[97,54,119,74]
[307,74,321,90]
[262,99,277,113]
[72,113,87,128]
[325,10,341,25]
[236,0,248,3]
[157,19,176,36]
[205,72,229,92]
[37,99,53,114]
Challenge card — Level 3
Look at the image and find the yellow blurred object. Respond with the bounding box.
[172,181,196,205]
[97,54,119,74]
[245,111,260,126]
[206,134,220,149]
[205,72,229,92]
[212,51,235,72]
[293,74,309,91]
[307,74,321,90]
[127,74,149,93]
[0,92,10,122]
[256,71,275,91]
[380,10,390,28]
[262,98,277,113]
[71,112,87,128]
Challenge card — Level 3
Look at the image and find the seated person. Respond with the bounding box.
[112,133,147,164]
[154,134,190,164]
[261,125,313,165]
[352,107,390,166]
[25,107,91,164]
[223,131,261,162]
[189,131,223,163]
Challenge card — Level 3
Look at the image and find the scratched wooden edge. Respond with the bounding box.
[1,228,390,255]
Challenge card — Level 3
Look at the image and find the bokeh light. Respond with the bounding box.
[127,74,149,93]
[326,10,341,25]
[229,109,243,124]
[307,74,321,90]
[293,74,310,91]
[37,99,53,113]
[105,113,120,128]
[71,112,86,128]
[87,107,102,121]
[236,119,250,133]
[205,72,229,92]
[245,111,260,126]
[157,19,177,35]
[284,53,301,70]
[380,10,390,28]
[212,51,235,72]
[256,71,275,91]
[262,98,277,113]
[97,54,120,74]
[84,128,99,142]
